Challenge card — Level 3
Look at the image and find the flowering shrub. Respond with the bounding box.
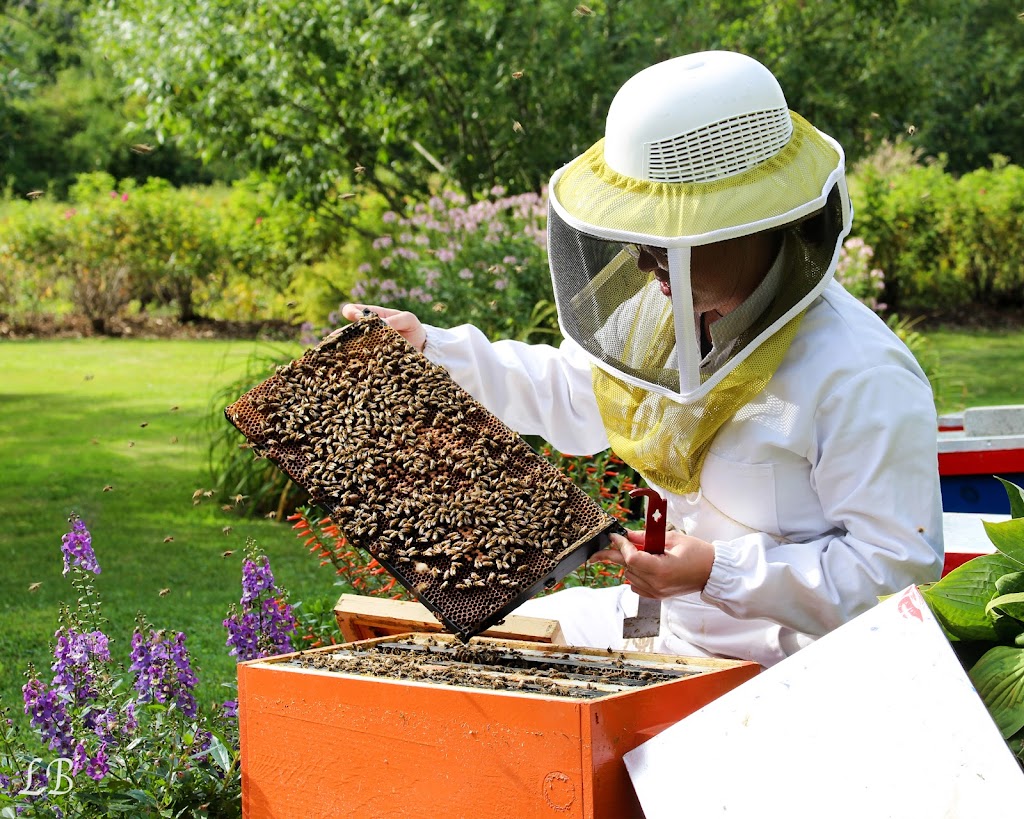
[835,237,886,313]
[0,515,240,818]
[317,187,557,343]
[223,543,298,662]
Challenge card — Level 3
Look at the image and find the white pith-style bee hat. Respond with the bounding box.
[546,50,853,405]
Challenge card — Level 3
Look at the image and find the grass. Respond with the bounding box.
[1,326,1021,725]
[0,337,331,721]
[927,326,1024,415]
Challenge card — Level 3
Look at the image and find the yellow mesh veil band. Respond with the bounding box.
[554,114,839,240]
[591,309,806,495]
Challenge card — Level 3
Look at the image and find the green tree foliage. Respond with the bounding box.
[852,153,1024,313]
[86,0,1024,216]
[0,172,343,329]
[0,0,217,197]
[85,0,725,211]
[721,0,1024,177]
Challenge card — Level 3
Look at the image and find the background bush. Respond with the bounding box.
[0,173,349,331]
[851,154,1024,314]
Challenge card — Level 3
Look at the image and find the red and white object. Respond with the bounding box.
[941,510,1003,574]
[624,585,1024,818]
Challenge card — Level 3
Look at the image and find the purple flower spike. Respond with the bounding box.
[225,552,296,661]
[129,629,199,718]
[240,556,278,604]
[61,514,101,576]
[86,743,109,781]
[22,677,73,755]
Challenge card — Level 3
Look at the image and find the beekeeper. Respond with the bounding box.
[341,50,943,667]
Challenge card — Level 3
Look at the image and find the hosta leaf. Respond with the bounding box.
[986,591,1024,623]
[921,554,1018,641]
[996,477,1024,520]
[995,571,1024,596]
[986,572,1024,628]
[982,517,1024,566]
[968,645,1024,738]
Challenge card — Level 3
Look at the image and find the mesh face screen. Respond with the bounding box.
[225,316,622,640]
[549,211,680,392]
[587,184,847,494]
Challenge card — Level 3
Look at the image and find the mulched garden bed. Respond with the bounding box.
[0,312,300,341]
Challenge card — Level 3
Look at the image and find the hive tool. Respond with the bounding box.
[622,487,667,640]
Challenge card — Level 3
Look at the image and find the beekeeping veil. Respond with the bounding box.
[547,51,852,494]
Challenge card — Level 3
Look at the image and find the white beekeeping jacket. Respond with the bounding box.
[421,280,943,667]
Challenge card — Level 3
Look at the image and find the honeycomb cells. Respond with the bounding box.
[225,316,620,639]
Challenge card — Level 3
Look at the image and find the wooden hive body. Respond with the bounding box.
[238,634,759,818]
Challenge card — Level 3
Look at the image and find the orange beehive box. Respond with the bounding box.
[238,634,758,818]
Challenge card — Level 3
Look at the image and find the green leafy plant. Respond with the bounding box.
[920,478,1024,768]
[0,515,240,818]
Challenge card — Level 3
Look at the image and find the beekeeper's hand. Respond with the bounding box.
[590,530,715,599]
[337,303,427,352]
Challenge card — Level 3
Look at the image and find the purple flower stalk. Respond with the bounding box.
[129,629,198,718]
[22,677,74,755]
[86,743,109,781]
[61,514,101,576]
[240,556,278,605]
[225,554,296,661]
[51,627,111,706]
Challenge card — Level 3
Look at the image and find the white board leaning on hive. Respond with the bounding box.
[624,585,1024,819]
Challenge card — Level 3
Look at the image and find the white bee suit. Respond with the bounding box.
[422,280,944,667]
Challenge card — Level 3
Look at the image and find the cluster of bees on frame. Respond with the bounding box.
[293,638,672,698]
[230,316,613,628]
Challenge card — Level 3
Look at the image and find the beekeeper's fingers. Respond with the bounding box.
[340,303,427,352]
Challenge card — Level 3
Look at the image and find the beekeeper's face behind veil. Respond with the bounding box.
[546,50,853,494]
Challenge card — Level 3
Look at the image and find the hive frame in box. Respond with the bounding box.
[225,316,624,640]
[238,634,759,818]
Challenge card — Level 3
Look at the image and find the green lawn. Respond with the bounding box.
[927,327,1024,415]
[0,337,328,720]
[1,327,1021,724]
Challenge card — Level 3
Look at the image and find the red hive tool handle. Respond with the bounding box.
[629,488,667,555]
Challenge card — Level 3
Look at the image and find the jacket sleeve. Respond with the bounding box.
[701,364,945,636]
[422,323,612,457]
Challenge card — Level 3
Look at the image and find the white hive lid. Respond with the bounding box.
[625,585,1024,818]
